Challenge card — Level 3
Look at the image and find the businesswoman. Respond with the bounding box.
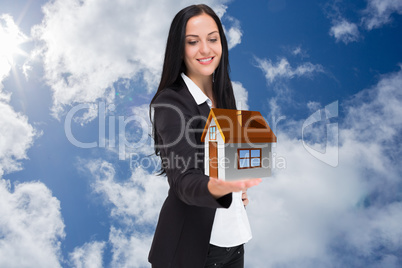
[148,4,261,268]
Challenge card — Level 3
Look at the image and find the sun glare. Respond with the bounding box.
[0,14,28,67]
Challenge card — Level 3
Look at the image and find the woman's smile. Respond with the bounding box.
[197,56,215,65]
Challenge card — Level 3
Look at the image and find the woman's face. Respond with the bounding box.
[184,14,222,82]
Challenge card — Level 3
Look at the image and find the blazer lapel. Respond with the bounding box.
[197,102,210,119]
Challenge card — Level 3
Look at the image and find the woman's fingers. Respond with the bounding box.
[233,178,262,192]
[208,177,262,198]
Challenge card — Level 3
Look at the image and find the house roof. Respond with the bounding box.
[201,108,277,143]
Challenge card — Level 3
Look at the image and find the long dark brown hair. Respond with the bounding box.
[150,4,237,174]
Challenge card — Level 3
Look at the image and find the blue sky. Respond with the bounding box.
[0,0,401,267]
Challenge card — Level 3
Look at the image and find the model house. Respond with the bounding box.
[201,108,277,181]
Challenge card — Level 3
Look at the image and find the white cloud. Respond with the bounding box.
[0,100,36,176]
[255,57,325,84]
[246,66,402,267]
[232,81,249,110]
[306,101,321,112]
[329,19,360,44]
[109,227,153,268]
[0,179,65,268]
[0,17,13,83]
[87,159,168,226]
[343,64,402,144]
[0,15,36,177]
[0,15,61,267]
[291,46,309,58]
[72,157,168,268]
[325,2,360,44]
[82,158,168,266]
[31,0,238,120]
[69,241,106,268]
[223,16,242,49]
[292,46,302,56]
[266,97,284,122]
[226,26,242,50]
[0,14,29,72]
[327,0,402,43]
[363,0,402,30]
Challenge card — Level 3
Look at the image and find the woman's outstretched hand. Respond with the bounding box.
[208,177,262,199]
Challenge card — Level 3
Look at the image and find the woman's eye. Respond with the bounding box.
[209,39,217,43]
[188,41,198,45]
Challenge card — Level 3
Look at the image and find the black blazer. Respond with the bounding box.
[148,78,232,268]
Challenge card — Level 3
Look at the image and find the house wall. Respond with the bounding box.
[224,143,272,181]
[205,121,273,181]
[204,120,226,179]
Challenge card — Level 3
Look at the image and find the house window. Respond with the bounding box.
[210,126,216,140]
[238,149,262,169]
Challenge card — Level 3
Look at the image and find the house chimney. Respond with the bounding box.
[237,110,251,127]
[237,110,242,126]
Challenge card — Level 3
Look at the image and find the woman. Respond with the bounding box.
[148,4,261,268]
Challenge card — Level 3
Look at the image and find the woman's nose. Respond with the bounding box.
[199,41,210,55]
